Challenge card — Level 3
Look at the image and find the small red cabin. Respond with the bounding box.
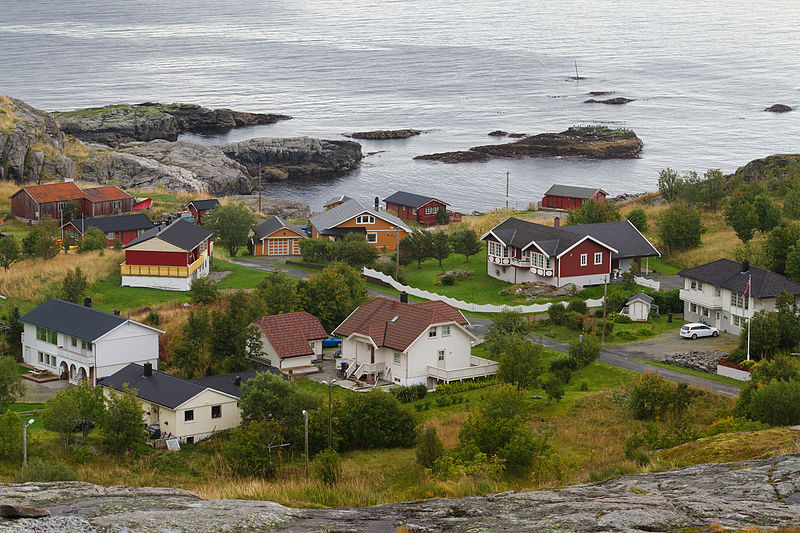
[384,191,461,226]
[541,185,608,210]
[186,199,220,224]
[62,213,156,247]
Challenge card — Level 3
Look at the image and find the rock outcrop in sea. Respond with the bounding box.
[344,129,422,140]
[3,453,800,532]
[416,126,643,163]
[764,104,792,113]
[584,97,635,104]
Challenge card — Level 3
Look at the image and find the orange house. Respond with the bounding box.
[253,216,307,256]
[309,198,411,252]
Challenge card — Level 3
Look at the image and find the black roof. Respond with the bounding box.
[384,191,447,208]
[191,370,262,396]
[65,213,155,234]
[562,221,660,259]
[679,259,800,299]
[544,184,607,198]
[187,199,220,211]
[124,219,212,251]
[253,216,307,240]
[99,363,208,409]
[485,217,585,257]
[20,298,129,341]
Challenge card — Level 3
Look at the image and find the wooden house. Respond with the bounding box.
[10,182,133,222]
[540,185,608,210]
[383,191,461,226]
[186,199,220,224]
[251,312,328,375]
[309,198,411,252]
[63,213,156,247]
[252,216,307,256]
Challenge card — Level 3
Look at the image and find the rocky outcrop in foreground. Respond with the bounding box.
[4,454,800,532]
[55,103,291,146]
[415,126,643,163]
[345,129,422,140]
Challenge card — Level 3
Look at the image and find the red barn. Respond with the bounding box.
[10,182,134,222]
[186,199,220,224]
[62,213,156,247]
[540,184,608,210]
[82,186,134,216]
[383,191,461,226]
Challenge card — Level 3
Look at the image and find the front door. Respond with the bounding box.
[437,350,445,369]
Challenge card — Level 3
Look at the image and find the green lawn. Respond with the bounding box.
[88,271,190,313]
[8,403,46,431]
[645,361,746,387]
[212,258,269,289]
[645,256,680,276]
[529,315,683,345]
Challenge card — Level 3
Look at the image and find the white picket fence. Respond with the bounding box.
[634,276,661,290]
[363,268,604,313]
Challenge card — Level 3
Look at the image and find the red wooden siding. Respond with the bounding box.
[125,250,190,267]
[386,200,459,226]
[541,191,606,210]
[558,239,610,277]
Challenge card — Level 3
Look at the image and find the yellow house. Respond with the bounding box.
[309,198,411,252]
[99,363,268,443]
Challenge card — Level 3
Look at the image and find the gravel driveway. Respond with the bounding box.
[610,331,739,362]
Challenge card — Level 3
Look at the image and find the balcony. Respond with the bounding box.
[121,253,207,278]
[56,346,92,365]
[488,254,511,266]
[510,257,531,268]
[427,356,499,383]
[679,289,722,309]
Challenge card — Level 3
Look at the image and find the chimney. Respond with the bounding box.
[234,376,241,386]
[83,297,92,308]
[741,260,750,273]
[553,216,560,227]
[113,309,120,316]
[400,291,408,303]
[143,362,152,377]
[374,196,380,211]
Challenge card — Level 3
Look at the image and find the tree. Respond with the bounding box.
[71,380,105,438]
[657,202,705,253]
[547,302,567,325]
[0,356,24,410]
[568,337,600,368]
[786,242,800,283]
[542,375,565,404]
[450,228,482,262]
[458,384,530,456]
[100,384,146,452]
[2,307,24,360]
[0,235,21,270]
[60,201,82,223]
[78,227,107,253]
[725,193,760,243]
[330,233,377,268]
[0,410,23,463]
[497,337,545,390]
[430,231,451,270]
[22,217,60,260]
[657,168,682,203]
[566,199,620,225]
[256,271,298,314]
[485,309,530,359]
[188,277,219,304]
[204,203,257,257]
[312,448,342,486]
[42,389,80,449]
[400,230,434,268]
[61,267,89,304]
[765,222,800,274]
[224,419,284,478]
[298,262,368,332]
[625,208,648,233]
[784,187,800,219]
[208,294,254,374]
[298,238,331,263]
[436,208,450,225]
[753,194,782,233]
[416,426,445,469]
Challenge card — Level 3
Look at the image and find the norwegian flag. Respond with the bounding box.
[743,275,751,297]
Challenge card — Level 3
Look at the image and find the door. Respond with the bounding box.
[436,349,445,369]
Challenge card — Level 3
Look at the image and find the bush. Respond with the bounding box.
[334,390,417,452]
[626,208,649,232]
[440,274,455,286]
[568,337,600,368]
[579,380,589,391]
[548,357,574,382]
[224,419,284,478]
[188,277,219,304]
[707,416,770,436]
[416,426,445,469]
[391,384,427,403]
[413,383,427,400]
[627,374,694,420]
[742,379,800,426]
[547,302,567,325]
[78,227,107,253]
[312,448,342,486]
[658,202,706,253]
[435,377,495,394]
[566,298,588,315]
[542,376,565,404]
[145,311,161,326]
[566,311,584,331]
[0,410,22,462]
[15,458,78,482]
[615,314,633,324]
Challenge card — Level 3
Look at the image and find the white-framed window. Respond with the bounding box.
[366,233,377,243]
[428,327,437,338]
[594,252,603,265]
[697,281,704,291]
[393,352,401,365]
[530,251,553,269]
[37,327,57,344]
[702,307,710,317]
[732,315,740,327]
[732,293,749,309]
[112,200,122,209]
[437,350,445,361]
[488,241,508,258]
[715,287,721,297]
[442,325,450,336]
[310,341,315,350]
[424,206,437,215]
[211,405,222,419]
[580,254,588,266]
[411,208,417,215]
[57,201,66,211]
[690,280,697,290]
[184,410,195,423]
[38,351,44,363]
[137,229,145,236]
[107,232,115,240]
[356,214,375,224]
[690,303,697,313]
[81,340,92,351]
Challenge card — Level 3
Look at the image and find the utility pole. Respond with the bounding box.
[258,169,262,215]
[23,418,34,467]
[601,275,608,344]
[395,227,400,280]
[322,379,336,448]
[302,409,309,481]
[746,274,752,361]
[505,171,510,210]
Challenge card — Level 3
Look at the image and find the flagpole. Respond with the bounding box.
[746,274,751,361]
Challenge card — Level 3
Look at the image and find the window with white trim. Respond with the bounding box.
[411,208,417,215]
[580,254,588,266]
[428,327,437,338]
[393,352,401,365]
[107,232,115,240]
[732,293,749,309]
[112,200,122,210]
[690,303,697,313]
[437,350,445,361]
[442,325,450,336]
[57,201,66,211]
[488,241,508,258]
[732,315,740,327]
[184,410,194,422]
[530,251,553,269]
[424,206,437,215]
[594,252,603,265]
[690,280,697,290]
[366,233,377,243]
[356,214,375,224]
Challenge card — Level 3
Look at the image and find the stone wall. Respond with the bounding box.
[662,350,726,373]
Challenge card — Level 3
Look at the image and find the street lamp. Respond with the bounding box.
[302,409,309,481]
[23,418,34,467]
[321,379,336,449]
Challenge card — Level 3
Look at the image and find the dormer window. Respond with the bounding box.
[356,214,375,224]
[428,327,437,338]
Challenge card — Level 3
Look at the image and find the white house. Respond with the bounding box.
[620,293,653,322]
[679,259,800,336]
[20,298,162,385]
[250,312,328,376]
[333,296,495,388]
[99,363,269,443]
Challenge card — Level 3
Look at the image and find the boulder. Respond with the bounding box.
[764,104,792,113]
[0,503,50,519]
[221,136,362,181]
[584,97,635,104]
[662,350,726,373]
[488,130,508,136]
[587,91,614,96]
[344,129,421,140]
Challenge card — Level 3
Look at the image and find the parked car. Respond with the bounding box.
[680,323,719,340]
[322,335,341,348]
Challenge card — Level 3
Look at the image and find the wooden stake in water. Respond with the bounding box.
[575,61,579,81]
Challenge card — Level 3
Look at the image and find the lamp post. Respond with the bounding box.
[321,379,336,448]
[302,409,309,481]
[23,418,34,467]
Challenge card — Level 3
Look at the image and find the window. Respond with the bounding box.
[48,330,57,344]
[424,206,437,215]
[411,208,417,215]
[580,254,588,266]
[37,327,57,344]
[732,293,749,309]
[356,214,375,224]
[715,287,721,297]
[38,352,44,363]
[81,340,92,351]
[697,282,704,291]
[36,327,46,342]
[428,327,437,338]
[57,201,66,211]
[690,303,697,313]
[394,352,401,365]
[112,200,122,210]
[702,307,710,317]
[529,251,553,269]
[310,341,315,350]
[732,315,740,327]
[690,280,697,290]
[184,410,194,422]
[211,405,222,419]
[107,232,115,240]
[71,337,78,347]
[437,350,445,361]
[594,252,603,265]
[442,325,450,336]
[366,233,377,243]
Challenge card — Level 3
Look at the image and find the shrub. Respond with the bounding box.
[0,410,22,462]
[413,383,428,400]
[435,377,495,394]
[440,274,455,286]
[15,458,78,482]
[312,448,342,486]
[547,302,567,325]
[416,426,445,469]
[145,311,161,326]
[615,314,633,324]
[548,356,574,382]
[568,337,600,368]
[334,390,417,451]
[626,208,649,232]
[79,227,107,253]
[392,385,425,403]
[707,416,769,436]
[579,380,589,391]
[627,374,694,420]
[188,277,219,304]
[566,311,584,331]
[566,298,588,315]
[658,202,706,253]
[743,379,800,426]
[224,419,284,478]
[542,376,565,404]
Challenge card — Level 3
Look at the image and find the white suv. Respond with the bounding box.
[680,323,720,340]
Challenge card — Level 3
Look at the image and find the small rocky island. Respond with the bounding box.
[344,129,422,140]
[415,126,643,163]
[584,97,635,104]
[764,104,792,113]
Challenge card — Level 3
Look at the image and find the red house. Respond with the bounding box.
[540,185,608,210]
[383,191,461,226]
[482,217,659,287]
[62,213,156,247]
[10,182,133,222]
[186,199,220,224]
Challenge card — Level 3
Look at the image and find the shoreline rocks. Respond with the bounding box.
[416,126,643,163]
[344,129,421,140]
[764,104,792,113]
[584,97,635,105]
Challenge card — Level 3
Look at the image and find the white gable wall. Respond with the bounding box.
[96,321,160,379]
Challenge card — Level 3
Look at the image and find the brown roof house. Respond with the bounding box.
[10,182,134,221]
[333,296,495,388]
[251,312,328,376]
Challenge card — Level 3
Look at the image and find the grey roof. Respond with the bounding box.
[254,216,307,240]
[65,213,155,234]
[99,363,208,409]
[627,292,653,305]
[679,259,800,299]
[187,199,220,211]
[544,184,607,199]
[191,370,264,396]
[309,198,410,233]
[562,221,660,259]
[20,298,128,341]
[124,219,212,251]
[384,191,448,208]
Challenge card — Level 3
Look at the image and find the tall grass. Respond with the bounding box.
[0,95,18,135]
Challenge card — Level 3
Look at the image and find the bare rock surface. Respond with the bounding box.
[226,195,311,219]
[345,129,421,140]
[5,454,800,532]
[662,351,725,373]
[764,104,792,113]
[0,503,50,519]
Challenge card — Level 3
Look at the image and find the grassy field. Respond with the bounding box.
[213,258,268,289]
[528,314,683,345]
[645,360,747,387]
[8,403,46,432]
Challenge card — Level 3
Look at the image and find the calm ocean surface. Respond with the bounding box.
[1,0,798,212]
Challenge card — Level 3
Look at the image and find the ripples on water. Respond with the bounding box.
[1,0,798,211]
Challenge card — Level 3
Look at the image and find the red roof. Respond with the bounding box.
[13,182,85,204]
[82,186,132,202]
[251,312,328,359]
[333,297,469,351]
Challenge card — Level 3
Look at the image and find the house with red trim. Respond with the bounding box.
[540,184,608,210]
[10,182,133,222]
[252,216,307,256]
[309,198,411,252]
[251,312,328,376]
[333,296,494,388]
[482,217,660,287]
[186,199,220,224]
[383,191,462,226]
[121,219,213,291]
[63,213,156,247]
